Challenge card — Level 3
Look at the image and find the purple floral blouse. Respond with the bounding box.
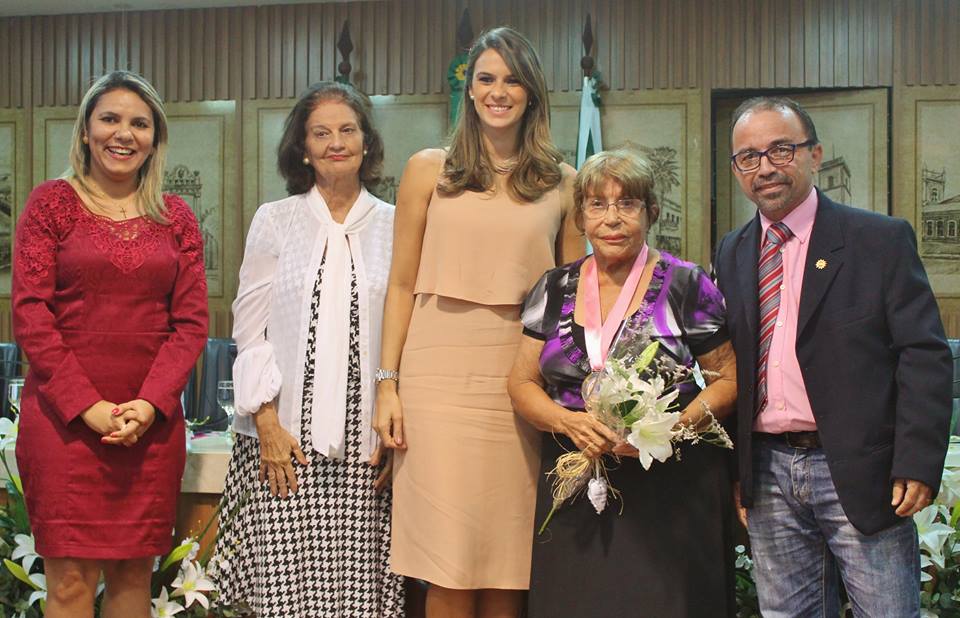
[520,253,729,411]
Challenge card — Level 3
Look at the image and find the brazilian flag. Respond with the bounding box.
[447,52,469,128]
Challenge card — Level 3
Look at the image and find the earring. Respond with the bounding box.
[303,156,310,165]
[469,94,475,100]
[82,135,88,144]
[363,149,368,156]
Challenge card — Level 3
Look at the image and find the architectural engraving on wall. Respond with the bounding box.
[920,166,960,259]
[918,102,960,268]
[162,164,220,274]
[817,156,852,205]
[165,115,226,296]
[0,124,13,292]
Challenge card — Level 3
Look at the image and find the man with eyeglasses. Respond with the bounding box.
[713,96,952,617]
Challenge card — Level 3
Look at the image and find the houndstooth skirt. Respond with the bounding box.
[216,258,404,618]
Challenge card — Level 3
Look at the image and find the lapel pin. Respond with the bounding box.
[815,259,827,270]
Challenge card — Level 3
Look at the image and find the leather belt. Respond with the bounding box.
[754,431,821,449]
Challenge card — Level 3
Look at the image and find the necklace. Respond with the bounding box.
[491,155,519,175]
[103,200,128,219]
[86,185,137,220]
[92,195,136,219]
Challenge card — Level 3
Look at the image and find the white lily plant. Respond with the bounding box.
[912,435,960,615]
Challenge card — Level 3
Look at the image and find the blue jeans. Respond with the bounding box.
[747,439,920,618]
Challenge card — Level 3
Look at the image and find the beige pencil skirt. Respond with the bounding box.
[390,293,541,590]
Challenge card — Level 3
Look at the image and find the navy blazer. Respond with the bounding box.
[714,191,953,534]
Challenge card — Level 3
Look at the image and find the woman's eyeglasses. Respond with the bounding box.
[582,198,646,219]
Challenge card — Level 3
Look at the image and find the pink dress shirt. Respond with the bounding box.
[753,187,819,433]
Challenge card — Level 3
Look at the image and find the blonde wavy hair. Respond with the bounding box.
[66,70,170,223]
[439,27,563,202]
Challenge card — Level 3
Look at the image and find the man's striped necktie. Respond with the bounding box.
[756,221,792,414]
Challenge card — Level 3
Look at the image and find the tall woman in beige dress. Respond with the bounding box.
[375,27,583,618]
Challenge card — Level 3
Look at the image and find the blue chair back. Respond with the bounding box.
[0,344,21,419]
[196,338,237,431]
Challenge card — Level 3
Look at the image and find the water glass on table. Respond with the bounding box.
[217,380,235,433]
[7,378,24,417]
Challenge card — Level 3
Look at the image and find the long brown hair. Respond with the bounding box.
[439,27,563,202]
[67,70,170,223]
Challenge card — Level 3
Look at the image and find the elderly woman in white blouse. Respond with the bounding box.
[215,82,405,617]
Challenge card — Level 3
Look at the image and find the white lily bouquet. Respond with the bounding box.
[539,319,733,535]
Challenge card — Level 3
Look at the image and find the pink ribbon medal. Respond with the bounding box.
[580,244,649,402]
[583,244,649,370]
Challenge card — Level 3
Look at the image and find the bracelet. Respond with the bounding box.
[375,368,399,384]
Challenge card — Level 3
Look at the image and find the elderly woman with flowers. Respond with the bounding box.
[508,148,738,617]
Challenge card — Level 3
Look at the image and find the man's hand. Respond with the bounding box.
[891,478,933,517]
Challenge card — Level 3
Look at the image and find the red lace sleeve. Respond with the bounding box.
[12,181,103,424]
[15,180,79,282]
[136,195,209,418]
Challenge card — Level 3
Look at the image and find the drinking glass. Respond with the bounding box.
[216,380,235,431]
[7,378,24,417]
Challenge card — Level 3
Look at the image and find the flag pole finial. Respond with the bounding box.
[581,14,595,78]
[457,8,474,52]
[337,20,354,83]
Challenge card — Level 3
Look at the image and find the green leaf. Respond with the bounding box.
[4,560,39,590]
[622,410,642,427]
[614,401,633,419]
[4,487,30,534]
[9,474,22,497]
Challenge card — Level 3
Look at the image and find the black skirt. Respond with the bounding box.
[528,428,737,618]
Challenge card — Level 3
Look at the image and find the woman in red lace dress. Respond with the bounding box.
[12,71,208,618]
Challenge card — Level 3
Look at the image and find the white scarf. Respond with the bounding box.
[305,185,377,459]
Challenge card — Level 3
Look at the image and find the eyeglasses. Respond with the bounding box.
[730,140,816,172]
[582,198,646,219]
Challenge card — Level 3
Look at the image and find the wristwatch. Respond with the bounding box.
[375,368,399,384]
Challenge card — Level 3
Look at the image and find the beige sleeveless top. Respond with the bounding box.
[414,185,564,305]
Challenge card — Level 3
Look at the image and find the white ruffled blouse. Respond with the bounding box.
[231,187,394,460]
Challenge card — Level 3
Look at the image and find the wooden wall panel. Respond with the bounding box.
[0,0,956,326]
[0,19,10,108]
[11,0,942,105]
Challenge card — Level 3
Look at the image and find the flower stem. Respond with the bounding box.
[538,503,559,536]
[198,489,252,566]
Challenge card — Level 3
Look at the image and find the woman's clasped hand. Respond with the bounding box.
[85,398,158,446]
